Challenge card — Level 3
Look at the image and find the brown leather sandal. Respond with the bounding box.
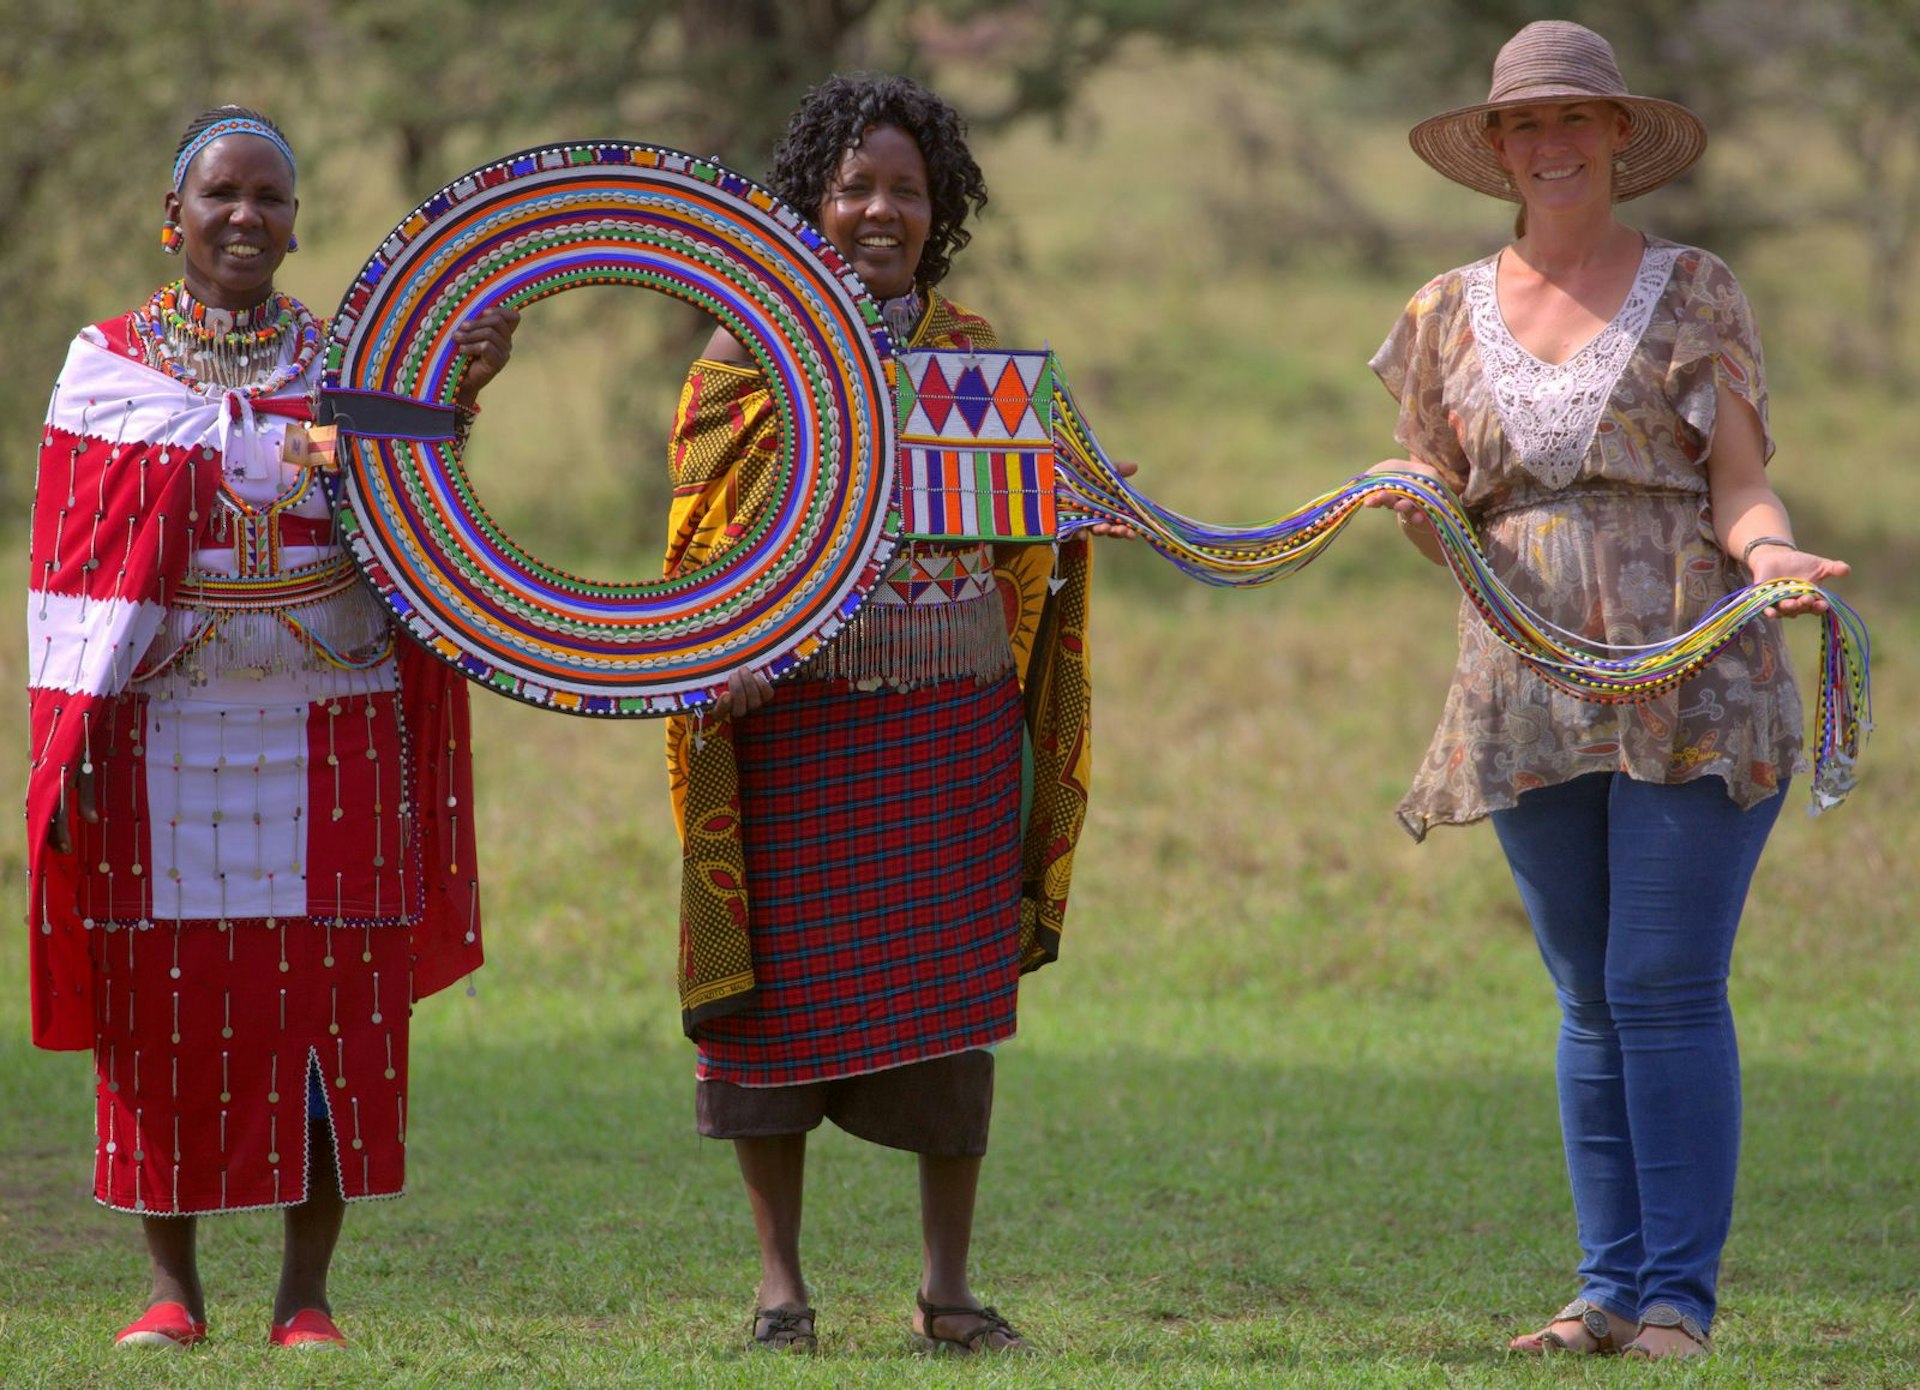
[751,1305,817,1352]
[1621,1303,1711,1360]
[1508,1298,1621,1355]
[911,1291,1026,1354]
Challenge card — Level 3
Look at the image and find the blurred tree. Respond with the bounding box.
[4,0,1911,514]
[323,0,661,190]
[322,0,896,185]
[1778,0,1920,384]
[0,0,309,513]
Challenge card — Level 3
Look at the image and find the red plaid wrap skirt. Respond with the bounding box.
[694,673,1024,1087]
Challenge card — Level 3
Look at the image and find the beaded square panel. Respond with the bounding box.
[896,350,1057,542]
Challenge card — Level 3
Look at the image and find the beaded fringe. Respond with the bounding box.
[139,585,393,690]
[149,335,289,392]
[804,588,1012,692]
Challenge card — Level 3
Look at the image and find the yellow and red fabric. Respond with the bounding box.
[664,293,1094,1034]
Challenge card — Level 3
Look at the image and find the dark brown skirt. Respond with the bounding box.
[697,1048,994,1156]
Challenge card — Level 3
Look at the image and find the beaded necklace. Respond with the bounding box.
[135,279,322,397]
[880,291,925,347]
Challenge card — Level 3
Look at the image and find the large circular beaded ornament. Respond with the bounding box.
[322,141,898,716]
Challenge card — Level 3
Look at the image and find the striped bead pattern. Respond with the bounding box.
[1046,363,1871,815]
[324,142,898,717]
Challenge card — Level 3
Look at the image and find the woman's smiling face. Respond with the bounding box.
[816,124,931,300]
[1487,101,1630,214]
[165,134,297,309]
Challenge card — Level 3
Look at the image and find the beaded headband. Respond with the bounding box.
[172,117,298,192]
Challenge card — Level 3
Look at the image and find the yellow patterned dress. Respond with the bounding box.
[662,292,1093,1098]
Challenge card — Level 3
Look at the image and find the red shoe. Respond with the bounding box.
[115,1300,207,1348]
[270,1307,348,1348]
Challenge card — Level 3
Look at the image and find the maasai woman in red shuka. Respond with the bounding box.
[663,74,1099,1355]
[25,106,516,1349]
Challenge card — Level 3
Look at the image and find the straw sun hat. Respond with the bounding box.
[1408,20,1707,203]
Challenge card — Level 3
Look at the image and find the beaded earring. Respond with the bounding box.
[288,233,300,254]
[161,221,184,255]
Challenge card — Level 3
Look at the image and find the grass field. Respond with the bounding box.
[1,46,1916,1388]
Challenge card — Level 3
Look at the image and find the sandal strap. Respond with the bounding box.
[1552,1298,1607,1322]
[1532,1298,1618,1354]
[756,1305,815,1322]
[753,1306,816,1339]
[1634,1303,1708,1346]
[915,1293,1019,1348]
[1556,1299,1615,1346]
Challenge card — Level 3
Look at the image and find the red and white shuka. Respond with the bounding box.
[26,305,482,1215]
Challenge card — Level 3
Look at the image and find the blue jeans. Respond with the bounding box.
[1490,772,1785,1332]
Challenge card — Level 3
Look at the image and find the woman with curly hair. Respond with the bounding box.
[662,74,1098,1354]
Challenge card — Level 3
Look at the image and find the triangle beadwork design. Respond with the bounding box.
[951,366,993,434]
[894,364,919,430]
[993,360,1033,435]
[917,359,954,432]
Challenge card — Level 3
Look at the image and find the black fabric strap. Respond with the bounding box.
[315,388,458,441]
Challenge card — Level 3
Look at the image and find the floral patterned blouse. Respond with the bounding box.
[1371,237,1804,840]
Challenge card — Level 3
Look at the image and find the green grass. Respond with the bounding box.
[2,45,1918,1389]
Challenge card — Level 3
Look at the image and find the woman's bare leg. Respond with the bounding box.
[273,1117,346,1322]
[916,1154,1021,1350]
[140,1215,203,1320]
[735,1134,812,1344]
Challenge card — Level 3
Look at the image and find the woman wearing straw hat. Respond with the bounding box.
[1363,21,1848,1360]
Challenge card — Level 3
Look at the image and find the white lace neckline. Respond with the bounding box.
[1467,242,1680,489]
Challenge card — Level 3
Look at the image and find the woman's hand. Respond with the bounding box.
[721,665,775,719]
[1362,459,1454,568]
[1088,458,1142,538]
[1360,458,1448,527]
[1746,544,1852,619]
[46,761,98,855]
[453,305,522,404]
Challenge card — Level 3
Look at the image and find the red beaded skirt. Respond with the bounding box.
[78,684,431,1214]
[91,920,419,1214]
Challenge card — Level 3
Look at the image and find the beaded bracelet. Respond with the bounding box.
[1740,534,1795,566]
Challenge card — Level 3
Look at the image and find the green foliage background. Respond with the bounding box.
[1,3,1916,1385]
